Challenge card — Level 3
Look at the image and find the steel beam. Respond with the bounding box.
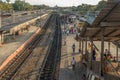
[101,22,120,27]
[98,1,120,25]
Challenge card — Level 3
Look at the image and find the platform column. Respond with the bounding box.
[0,34,2,46]
[81,39,84,61]
[79,39,81,52]
[0,33,4,45]
[1,33,4,44]
[12,10,15,23]
[85,37,87,62]
[90,38,93,70]
[85,37,87,53]
[12,29,16,39]
[0,12,1,28]
[116,43,118,62]
[108,42,110,53]
[101,28,104,76]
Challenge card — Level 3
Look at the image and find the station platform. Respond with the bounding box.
[0,13,49,71]
[59,25,86,80]
[0,26,38,68]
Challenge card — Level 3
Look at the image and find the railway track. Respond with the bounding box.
[37,14,62,80]
[12,14,57,80]
[0,13,57,80]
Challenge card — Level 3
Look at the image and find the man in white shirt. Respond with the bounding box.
[71,57,76,71]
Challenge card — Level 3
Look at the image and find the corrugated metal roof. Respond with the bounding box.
[80,0,120,42]
[92,0,120,26]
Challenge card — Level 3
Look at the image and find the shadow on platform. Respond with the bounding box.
[59,62,87,80]
[104,72,120,80]
[61,52,81,59]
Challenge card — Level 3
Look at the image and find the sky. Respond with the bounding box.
[3,0,102,7]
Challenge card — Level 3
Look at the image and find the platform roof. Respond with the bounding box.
[80,0,120,42]
[0,16,34,33]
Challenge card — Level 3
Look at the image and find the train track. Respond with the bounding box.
[12,14,57,80]
[0,13,57,80]
[37,14,62,80]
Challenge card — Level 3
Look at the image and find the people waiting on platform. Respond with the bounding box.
[116,62,120,71]
[84,50,89,62]
[82,74,86,80]
[72,43,75,53]
[104,49,113,72]
[88,43,91,54]
[78,48,81,53]
[92,48,96,60]
[104,49,112,61]
[87,43,91,61]
[64,39,66,46]
[104,49,109,58]
[66,30,69,36]
[112,57,116,62]
[71,57,76,71]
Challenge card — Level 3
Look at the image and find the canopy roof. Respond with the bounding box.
[80,0,120,42]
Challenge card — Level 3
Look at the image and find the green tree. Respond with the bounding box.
[73,0,106,15]
[0,0,48,11]
[0,1,13,10]
[12,0,24,10]
[24,2,33,10]
[33,4,49,10]
[13,0,32,11]
[95,0,106,11]
[0,0,2,3]
[6,0,10,3]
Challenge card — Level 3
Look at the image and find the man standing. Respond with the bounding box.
[71,57,76,71]
[72,43,75,53]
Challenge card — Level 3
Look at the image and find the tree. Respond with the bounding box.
[0,0,2,3]
[75,4,94,15]
[33,4,49,10]
[73,0,106,15]
[13,0,32,11]
[0,0,48,11]
[6,0,10,3]
[95,0,106,11]
[13,0,25,10]
[0,1,13,10]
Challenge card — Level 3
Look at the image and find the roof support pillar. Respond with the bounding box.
[85,37,87,53]
[0,33,5,46]
[2,33,4,44]
[0,13,1,28]
[116,43,118,62]
[90,37,93,70]
[12,10,15,23]
[0,34,2,46]
[12,30,16,39]
[85,37,88,62]
[79,39,81,52]
[81,39,84,61]
[108,42,110,53]
[101,28,104,76]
